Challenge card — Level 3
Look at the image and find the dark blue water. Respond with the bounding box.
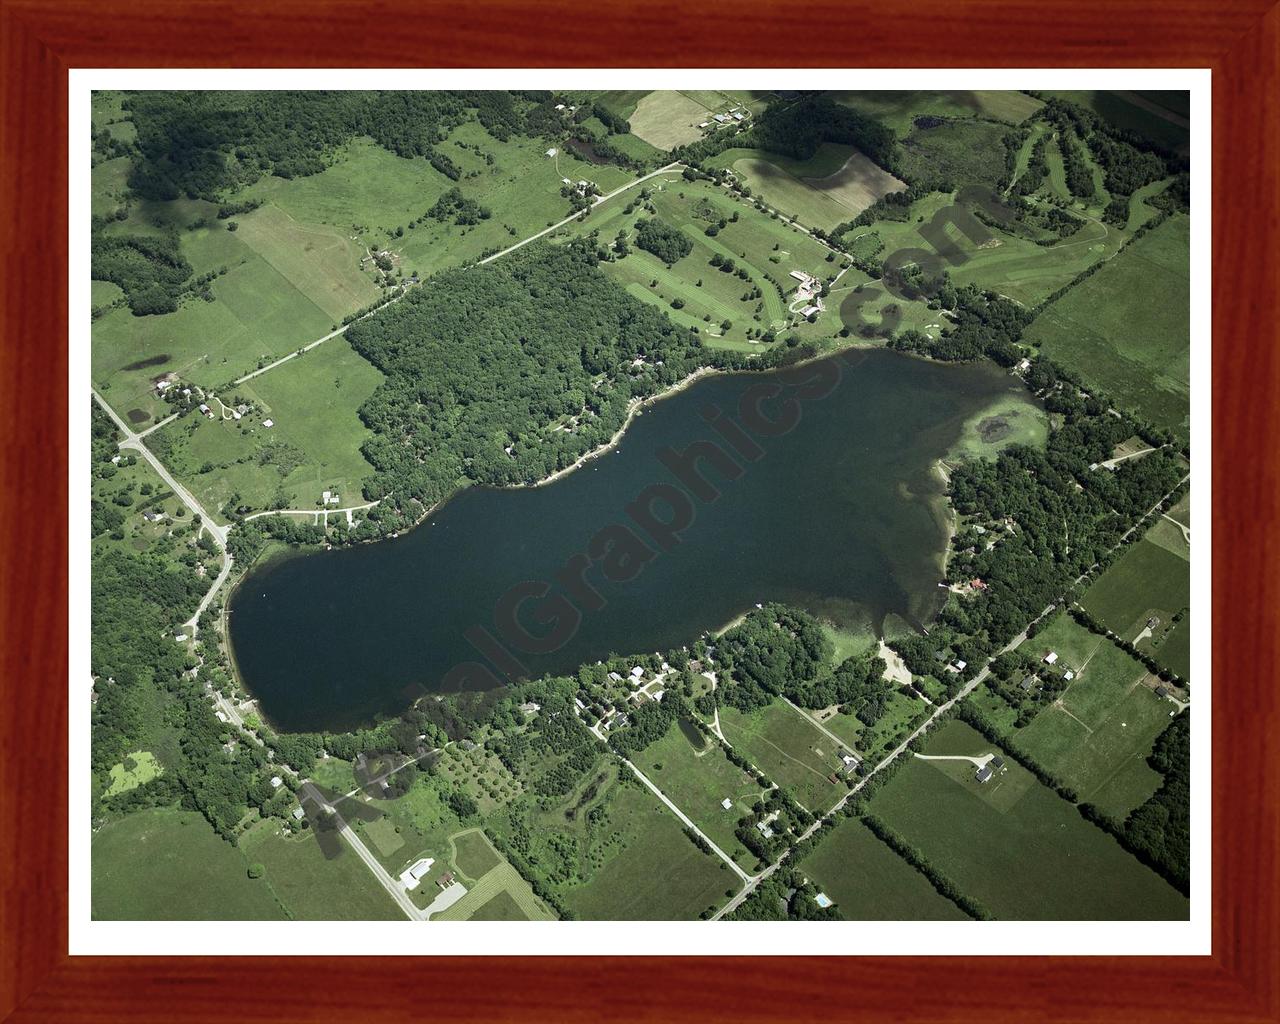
[228,348,1026,733]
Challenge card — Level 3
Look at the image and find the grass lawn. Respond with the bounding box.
[308,755,356,796]
[1026,213,1189,438]
[93,808,286,920]
[834,91,1044,136]
[238,818,404,920]
[452,828,502,880]
[103,750,162,798]
[870,722,1188,919]
[635,722,768,872]
[563,781,732,921]
[150,336,383,520]
[719,701,849,813]
[706,144,905,230]
[801,816,968,920]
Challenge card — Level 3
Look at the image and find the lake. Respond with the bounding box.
[228,348,1032,733]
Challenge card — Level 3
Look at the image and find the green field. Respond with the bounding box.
[627,90,755,150]
[1014,620,1172,818]
[870,722,1188,919]
[635,722,768,871]
[834,91,1044,136]
[103,750,162,797]
[842,184,1164,308]
[150,336,383,519]
[801,816,968,920]
[897,118,1011,190]
[93,809,286,920]
[718,701,849,813]
[562,781,732,920]
[706,144,906,230]
[238,818,405,920]
[434,861,556,921]
[452,828,502,880]
[1026,214,1190,437]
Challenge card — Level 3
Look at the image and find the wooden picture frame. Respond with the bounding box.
[2,1,1275,1019]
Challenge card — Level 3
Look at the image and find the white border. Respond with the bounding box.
[70,68,1211,956]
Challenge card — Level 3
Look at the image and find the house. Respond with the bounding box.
[554,103,566,111]
[322,491,331,503]
[933,649,947,663]
[1016,358,1031,372]
[231,410,241,420]
[1063,670,1075,682]
[789,270,811,283]
[814,892,833,909]
[713,113,729,123]
[561,177,571,185]
[262,419,274,428]
[953,660,968,672]
[1019,674,1037,692]
[607,671,622,683]
[698,121,710,128]
[1044,651,1059,665]
[721,798,734,810]
[990,755,1006,771]
[732,111,746,121]
[399,857,435,891]
[651,689,665,702]
[269,775,283,789]
[291,806,305,821]
[630,666,644,680]
[198,403,210,415]
[519,701,541,715]
[970,578,988,591]
[975,764,994,783]
[1147,616,1161,629]
[1155,685,1170,699]
[800,304,821,318]
[756,821,775,839]
[214,710,228,723]
[546,148,557,157]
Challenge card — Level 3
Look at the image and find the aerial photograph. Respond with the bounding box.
[88,87,1192,923]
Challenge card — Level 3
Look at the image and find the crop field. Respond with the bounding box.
[627,90,754,150]
[705,144,905,230]
[718,701,848,813]
[801,816,968,920]
[561,780,732,920]
[232,204,381,322]
[635,722,768,872]
[834,91,1044,135]
[1014,624,1171,818]
[93,809,286,920]
[869,722,1188,919]
[434,862,555,921]
[150,336,382,519]
[1082,534,1190,642]
[93,224,335,424]
[568,175,847,350]
[1026,213,1190,437]
[238,818,404,920]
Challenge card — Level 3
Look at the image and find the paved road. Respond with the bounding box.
[299,782,424,921]
[478,163,683,266]
[93,388,228,547]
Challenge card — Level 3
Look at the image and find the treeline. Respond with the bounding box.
[673,93,896,174]
[122,90,567,201]
[90,232,193,315]
[860,812,992,920]
[1080,713,1190,894]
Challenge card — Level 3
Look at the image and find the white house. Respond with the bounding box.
[262,419,274,428]
[269,775,282,788]
[399,857,435,891]
[721,798,734,810]
[1044,651,1059,665]
[630,666,644,680]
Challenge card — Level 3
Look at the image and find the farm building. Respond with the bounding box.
[975,764,994,783]
[1044,651,1059,665]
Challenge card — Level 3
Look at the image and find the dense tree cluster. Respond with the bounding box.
[90,232,193,315]
[345,239,710,511]
[633,217,694,264]
[889,285,1032,366]
[427,186,492,225]
[715,604,832,712]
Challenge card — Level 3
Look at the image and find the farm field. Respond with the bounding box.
[238,818,404,920]
[834,90,1044,135]
[93,809,286,920]
[634,721,769,872]
[801,816,968,920]
[1014,621,1172,818]
[149,336,383,520]
[1026,214,1190,438]
[627,90,755,149]
[434,862,556,921]
[718,701,849,813]
[560,779,732,920]
[92,223,337,425]
[869,722,1188,919]
[706,144,906,230]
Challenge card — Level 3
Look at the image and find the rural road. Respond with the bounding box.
[299,782,425,921]
[622,757,751,883]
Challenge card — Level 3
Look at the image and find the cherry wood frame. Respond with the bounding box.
[3,1,1277,1020]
